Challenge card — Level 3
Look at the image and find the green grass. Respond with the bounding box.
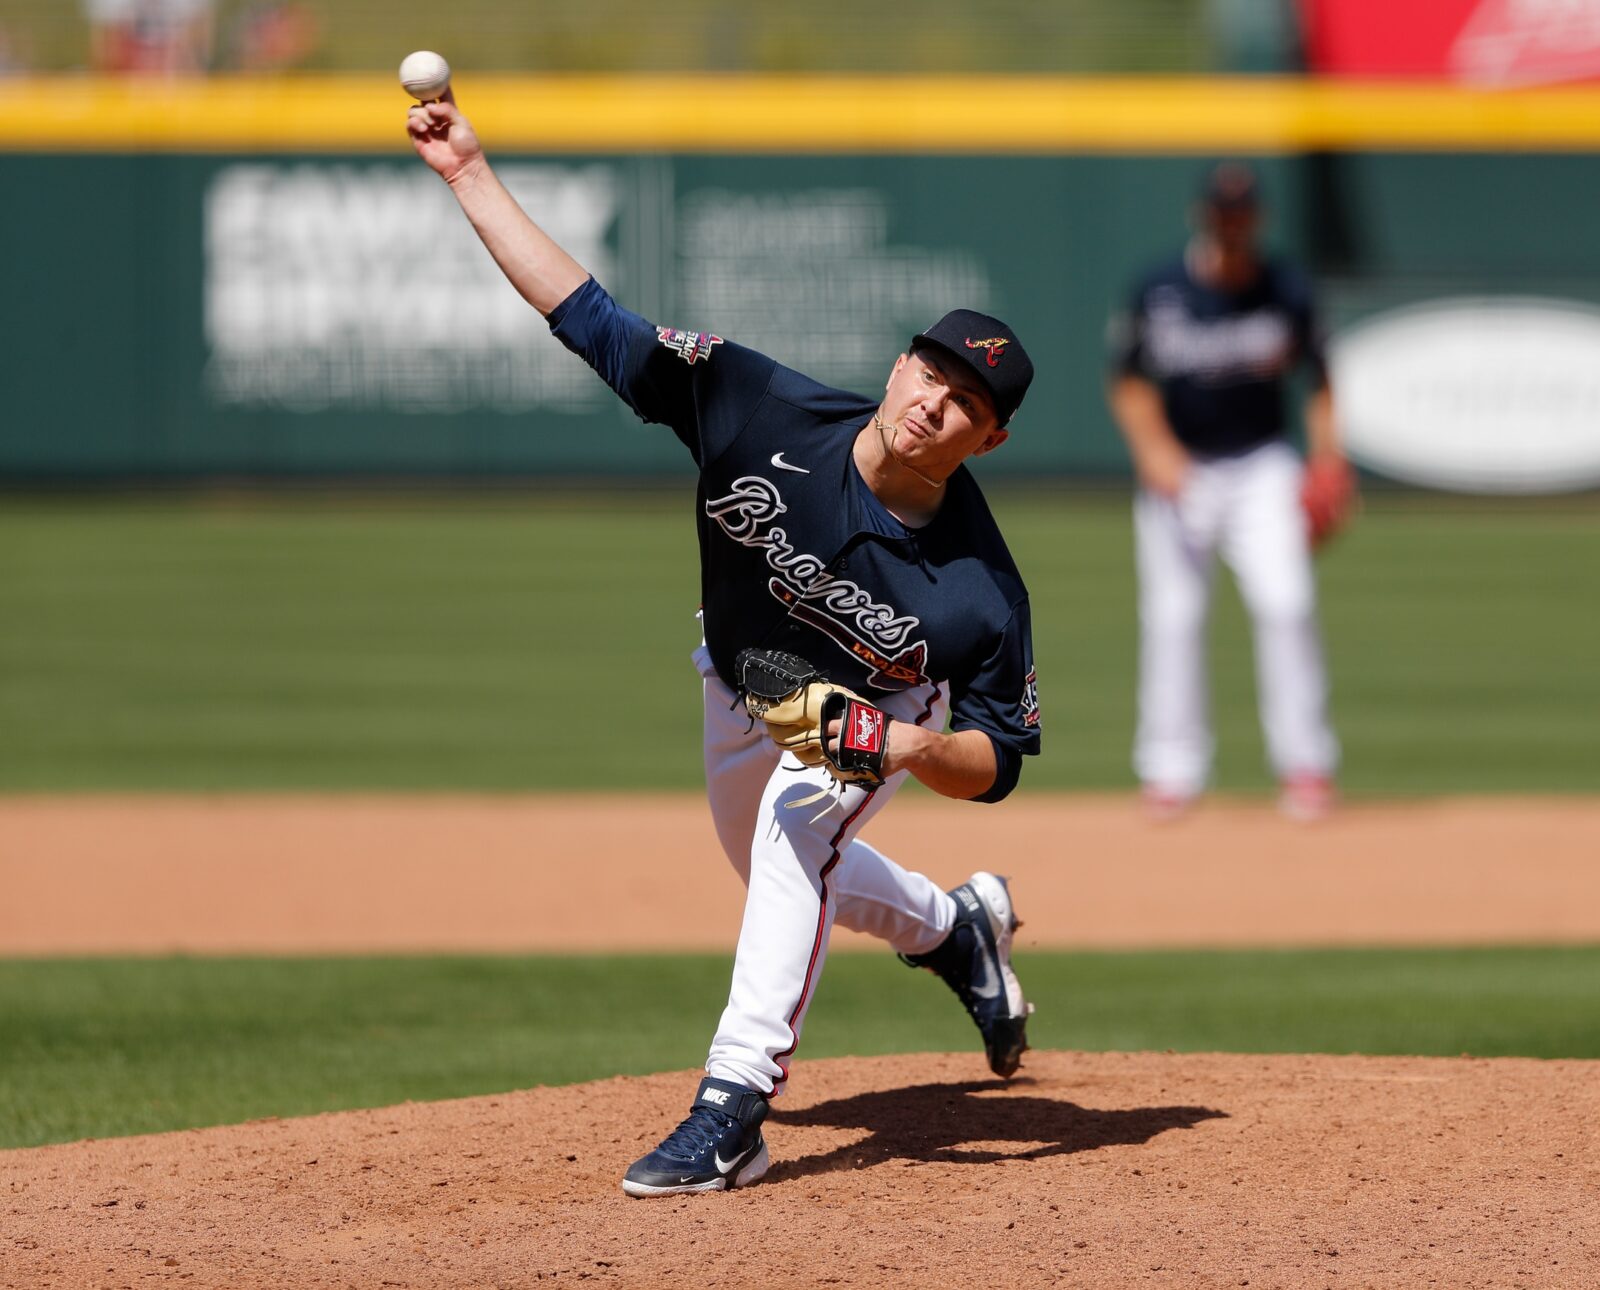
[3,947,1598,1149]
[1,491,1596,793]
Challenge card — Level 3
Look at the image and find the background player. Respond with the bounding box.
[1107,162,1354,821]
[407,92,1041,1196]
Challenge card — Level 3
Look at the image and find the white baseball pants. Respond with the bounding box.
[1133,440,1339,795]
[693,644,955,1096]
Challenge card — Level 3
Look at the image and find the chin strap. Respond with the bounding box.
[874,415,945,491]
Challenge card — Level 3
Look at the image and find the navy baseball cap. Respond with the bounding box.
[911,309,1034,427]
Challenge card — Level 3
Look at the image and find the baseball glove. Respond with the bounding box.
[1301,456,1357,549]
[736,647,891,788]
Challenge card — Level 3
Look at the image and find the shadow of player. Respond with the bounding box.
[766,1079,1227,1184]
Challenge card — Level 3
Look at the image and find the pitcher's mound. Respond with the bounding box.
[5,1050,1596,1288]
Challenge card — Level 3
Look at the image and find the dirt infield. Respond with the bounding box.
[4,793,1600,954]
[6,794,1600,1285]
[4,1050,1597,1289]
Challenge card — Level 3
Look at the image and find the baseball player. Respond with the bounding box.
[1107,162,1354,821]
[408,95,1041,1197]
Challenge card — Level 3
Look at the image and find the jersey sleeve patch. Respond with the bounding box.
[1020,667,1041,729]
[656,326,724,365]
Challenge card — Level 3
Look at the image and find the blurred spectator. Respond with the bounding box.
[225,3,320,73]
[85,0,214,75]
[1207,0,1303,72]
[0,23,31,76]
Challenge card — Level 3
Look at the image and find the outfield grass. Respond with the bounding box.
[1,491,1595,793]
[3,947,1598,1149]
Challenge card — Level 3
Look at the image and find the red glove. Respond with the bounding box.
[1301,456,1357,549]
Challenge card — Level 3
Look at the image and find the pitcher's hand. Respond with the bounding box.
[407,91,483,186]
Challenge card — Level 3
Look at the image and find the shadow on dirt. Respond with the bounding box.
[767,1079,1227,1183]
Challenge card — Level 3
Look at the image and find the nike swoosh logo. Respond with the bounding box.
[969,950,1002,1000]
[770,452,809,474]
[714,1149,742,1175]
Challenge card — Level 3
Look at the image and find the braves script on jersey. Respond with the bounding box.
[1112,255,1328,457]
[550,276,1040,800]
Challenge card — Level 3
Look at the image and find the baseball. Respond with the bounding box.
[398,50,451,102]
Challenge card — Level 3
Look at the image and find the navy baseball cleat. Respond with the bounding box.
[621,1076,770,1198]
[900,871,1033,1078]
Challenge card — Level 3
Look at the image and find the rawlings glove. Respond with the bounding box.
[735,647,891,788]
[1301,455,1357,549]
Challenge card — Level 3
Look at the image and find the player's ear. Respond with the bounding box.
[887,352,909,391]
[973,427,1010,457]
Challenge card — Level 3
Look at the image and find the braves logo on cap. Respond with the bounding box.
[964,336,1011,368]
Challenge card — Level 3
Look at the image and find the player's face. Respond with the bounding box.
[881,350,1008,469]
[1203,204,1260,257]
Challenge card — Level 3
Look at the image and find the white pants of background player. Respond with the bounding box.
[692,643,956,1096]
[1133,440,1339,796]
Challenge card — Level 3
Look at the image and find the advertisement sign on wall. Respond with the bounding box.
[1332,297,1600,493]
[205,163,623,415]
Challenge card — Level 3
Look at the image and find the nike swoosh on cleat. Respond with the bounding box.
[770,452,809,474]
[714,1150,742,1175]
[969,952,1002,1000]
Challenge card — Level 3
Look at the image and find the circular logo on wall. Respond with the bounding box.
[1330,297,1600,494]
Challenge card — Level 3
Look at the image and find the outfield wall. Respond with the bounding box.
[4,78,1599,479]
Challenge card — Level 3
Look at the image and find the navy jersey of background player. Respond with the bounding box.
[1112,253,1328,457]
[549,276,1040,802]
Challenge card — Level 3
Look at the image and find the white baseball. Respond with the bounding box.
[399,50,451,102]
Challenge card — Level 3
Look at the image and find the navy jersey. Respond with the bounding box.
[549,277,1040,800]
[1110,253,1328,457]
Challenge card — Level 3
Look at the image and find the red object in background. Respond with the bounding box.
[233,2,320,73]
[1300,0,1480,76]
[1300,0,1600,85]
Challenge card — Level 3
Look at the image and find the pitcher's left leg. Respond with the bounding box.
[1222,444,1340,792]
[704,758,882,1097]
[622,755,873,1198]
